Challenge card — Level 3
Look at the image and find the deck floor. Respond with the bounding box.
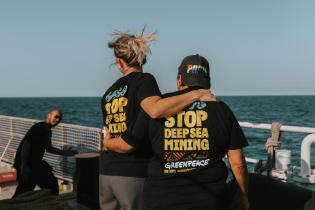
[0,164,91,210]
[0,184,91,210]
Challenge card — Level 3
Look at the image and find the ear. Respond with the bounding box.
[116,58,124,70]
[45,112,51,123]
[177,74,182,90]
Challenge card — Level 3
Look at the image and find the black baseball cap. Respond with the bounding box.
[178,54,210,89]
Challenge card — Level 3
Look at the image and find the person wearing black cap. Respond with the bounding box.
[178,54,211,89]
[104,54,249,210]
[100,29,217,210]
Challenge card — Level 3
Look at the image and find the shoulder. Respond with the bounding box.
[209,101,242,127]
[33,122,51,133]
[125,72,156,81]
[204,101,236,117]
[139,72,156,81]
[141,72,154,77]
[207,101,230,109]
[25,122,50,141]
[30,122,46,130]
[135,72,161,98]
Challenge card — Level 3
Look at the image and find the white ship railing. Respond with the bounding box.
[239,122,315,134]
[239,121,315,183]
[1,116,315,183]
[0,115,101,182]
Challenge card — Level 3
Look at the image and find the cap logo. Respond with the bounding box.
[187,64,207,75]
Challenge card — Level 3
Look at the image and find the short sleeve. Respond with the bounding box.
[226,105,248,150]
[101,96,106,126]
[121,110,149,148]
[136,73,161,104]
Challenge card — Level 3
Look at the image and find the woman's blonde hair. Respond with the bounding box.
[108,27,156,67]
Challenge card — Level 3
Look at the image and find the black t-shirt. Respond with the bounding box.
[14,122,74,170]
[100,72,161,177]
[132,89,248,209]
[14,122,52,169]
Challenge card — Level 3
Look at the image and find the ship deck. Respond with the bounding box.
[1,115,315,209]
[0,165,91,210]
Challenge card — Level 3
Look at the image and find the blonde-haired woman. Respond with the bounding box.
[100,28,215,210]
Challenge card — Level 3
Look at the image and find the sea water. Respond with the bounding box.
[1,96,315,167]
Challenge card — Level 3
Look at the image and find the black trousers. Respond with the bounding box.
[13,160,59,197]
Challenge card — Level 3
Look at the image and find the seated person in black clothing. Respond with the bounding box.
[13,108,78,197]
[103,54,249,210]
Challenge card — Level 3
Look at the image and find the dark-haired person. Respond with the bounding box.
[100,29,216,210]
[13,108,78,197]
[104,54,249,210]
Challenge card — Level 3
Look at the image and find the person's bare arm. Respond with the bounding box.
[102,136,133,153]
[141,89,216,118]
[101,127,134,153]
[227,149,249,210]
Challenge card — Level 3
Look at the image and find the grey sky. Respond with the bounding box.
[0,0,314,97]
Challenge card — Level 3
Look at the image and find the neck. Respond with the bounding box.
[44,120,52,127]
[122,66,142,76]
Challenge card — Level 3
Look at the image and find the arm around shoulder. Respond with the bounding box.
[140,89,215,119]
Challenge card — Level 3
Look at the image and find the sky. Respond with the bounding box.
[0,0,315,97]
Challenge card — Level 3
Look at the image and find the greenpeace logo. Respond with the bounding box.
[164,159,210,170]
[187,65,207,75]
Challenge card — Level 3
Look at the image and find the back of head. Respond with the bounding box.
[178,54,211,89]
[108,27,156,67]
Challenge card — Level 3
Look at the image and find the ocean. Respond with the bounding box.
[1,96,315,167]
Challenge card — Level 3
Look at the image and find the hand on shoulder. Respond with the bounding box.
[196,89,218,102]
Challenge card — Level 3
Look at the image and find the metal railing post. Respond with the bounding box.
[300,133,315,177]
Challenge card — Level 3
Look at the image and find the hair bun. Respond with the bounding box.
[108,27,156,67]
